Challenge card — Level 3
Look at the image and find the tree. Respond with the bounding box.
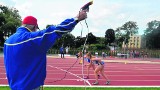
[115,21,138,46]
[96,37,105,45]
[53,33,75,48]
[74,36,85,48]
[105,29,115,45]
[0,14,6,26]
[0,14,5,46]
[0,31,4,46]
[88,37,107,50]
[114,27,124,47]
[0,5,21,42]
[86,32,97,44]
[144,20,160,49]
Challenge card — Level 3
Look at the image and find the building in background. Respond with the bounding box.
[122,35,146,49]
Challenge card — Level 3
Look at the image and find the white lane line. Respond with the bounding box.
[0,72,7,79]
[48,65,91,86]
[43,85,160,87]
[1,84,160,88]
[45,78,160,81]
[47,70,131,72]
[46,73,160,76]
[0,77,7,79]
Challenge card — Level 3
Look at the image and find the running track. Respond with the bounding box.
[0,55,160,87]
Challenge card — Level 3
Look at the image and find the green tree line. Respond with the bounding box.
[0,4,160,51]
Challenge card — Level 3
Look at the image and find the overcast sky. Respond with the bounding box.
[1,0,160,37]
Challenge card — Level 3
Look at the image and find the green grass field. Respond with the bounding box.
[0,87,160,90]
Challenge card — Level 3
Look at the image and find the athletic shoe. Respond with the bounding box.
[105,80,110,85]
[92,81,99,85]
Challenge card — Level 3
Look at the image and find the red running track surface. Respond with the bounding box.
[0,56,160,87]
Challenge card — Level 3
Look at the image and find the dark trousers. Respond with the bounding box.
[61,52,64,58]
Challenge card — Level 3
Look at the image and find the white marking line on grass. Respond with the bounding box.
[48,65,91,86]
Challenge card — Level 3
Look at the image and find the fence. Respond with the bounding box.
[47,48,160,58]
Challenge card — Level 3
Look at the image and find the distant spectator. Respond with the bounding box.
[60,46,65,58]
[144,51,148,59]
[95,52,98,57]
[141,50,144,58]
[102,52,106,59]
[65,46,69,54]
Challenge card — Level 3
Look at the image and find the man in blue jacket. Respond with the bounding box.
[4,10,87,90]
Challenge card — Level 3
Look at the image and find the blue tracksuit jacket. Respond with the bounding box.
[4,18,78,90]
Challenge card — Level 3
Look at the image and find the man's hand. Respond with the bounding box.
[75,10,87,21]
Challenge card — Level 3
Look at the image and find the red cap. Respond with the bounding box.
[22,16,38,25]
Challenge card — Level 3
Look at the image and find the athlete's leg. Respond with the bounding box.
[100,65,110,85]
[92,66,102,85]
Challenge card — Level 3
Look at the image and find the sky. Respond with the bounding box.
[1,0,160,37]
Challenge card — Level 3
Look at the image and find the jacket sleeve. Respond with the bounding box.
[54,18,78,35]
[30,18,78,52]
